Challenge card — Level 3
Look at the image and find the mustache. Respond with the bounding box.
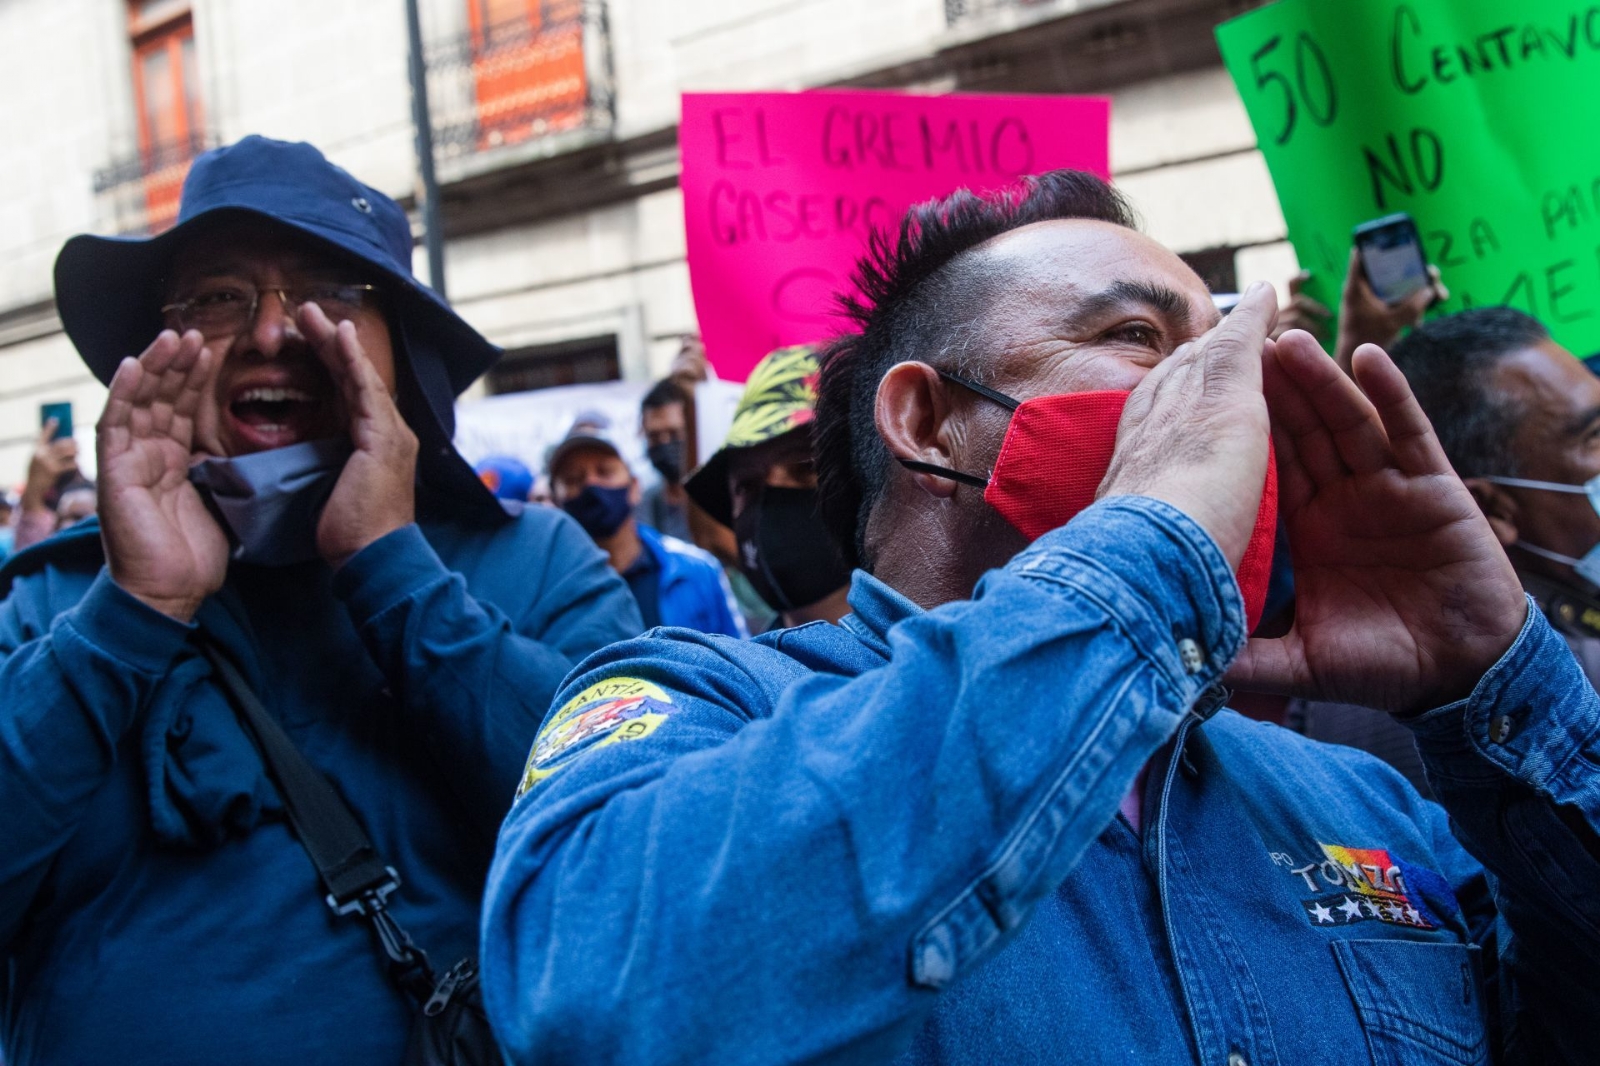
[215,347,338,389]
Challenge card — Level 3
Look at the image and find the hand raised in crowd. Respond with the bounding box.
[299,302,418,568]
[97,329,228,622]
[21,418,80,514]
[1227,331,1526,714]
[1333,248,1446,373]
[1100,281,1277,569]
[669,333,711,386]
[1270,270,1332,344]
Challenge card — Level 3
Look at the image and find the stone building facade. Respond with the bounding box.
[0,0,1294,480]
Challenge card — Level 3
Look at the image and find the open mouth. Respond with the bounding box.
[227,385,331,451]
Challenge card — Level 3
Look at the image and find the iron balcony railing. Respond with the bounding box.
[424,0,614,165]
[92,132,210,235]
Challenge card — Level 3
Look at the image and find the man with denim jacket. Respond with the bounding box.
[483,172,1596,1064]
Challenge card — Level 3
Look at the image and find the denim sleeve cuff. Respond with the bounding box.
[58,569,196,675]
[1004,496,1248,700]
[1405,595,1599,791]
[331,523,452,626]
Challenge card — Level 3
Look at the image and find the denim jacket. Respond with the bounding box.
[482,497,1600,1065]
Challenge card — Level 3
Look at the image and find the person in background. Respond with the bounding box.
[684,345,853,631]
[476,454,535,503]
[52,478,96,532]
[637,379,694,541]
[13,419,80,553]
[548,418,745,638]
[1392,307,1600,684]
[661,335,777,631]
[0,136,641,1066]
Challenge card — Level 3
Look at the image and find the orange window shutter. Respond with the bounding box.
[467,0,587,149]
[130,6,199,232]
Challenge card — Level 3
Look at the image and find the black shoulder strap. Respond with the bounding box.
[198,636,434,994]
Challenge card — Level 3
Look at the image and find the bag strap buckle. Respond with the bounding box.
[325,866,402,918]
[327,868,436,997]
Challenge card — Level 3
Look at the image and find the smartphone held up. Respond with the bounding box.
[39,401,73,441]
[1353,213,1431,306]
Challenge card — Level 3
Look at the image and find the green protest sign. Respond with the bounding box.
[1217,1,1600,354]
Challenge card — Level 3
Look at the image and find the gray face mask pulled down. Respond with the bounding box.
[188,438,352,567]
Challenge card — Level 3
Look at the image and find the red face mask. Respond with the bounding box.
[900,371,1279,630]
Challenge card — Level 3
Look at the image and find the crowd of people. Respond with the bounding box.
[0,133,1596,1066]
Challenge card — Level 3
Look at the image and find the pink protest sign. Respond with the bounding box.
[681,90,1111,380]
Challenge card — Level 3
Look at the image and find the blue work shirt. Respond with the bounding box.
[0,506,641,1065]
[483,497,1600,1064]
[634,523,746,639]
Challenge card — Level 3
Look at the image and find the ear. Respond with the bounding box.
[875,361,962,500]
[628,476,642,508]
[1463,477,1519,548]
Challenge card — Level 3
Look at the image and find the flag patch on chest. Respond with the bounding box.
[1273,842,1440,930]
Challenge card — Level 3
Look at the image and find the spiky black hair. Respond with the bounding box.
[813,170,1138,569]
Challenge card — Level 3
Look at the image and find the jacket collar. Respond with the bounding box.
[837,569,923,658]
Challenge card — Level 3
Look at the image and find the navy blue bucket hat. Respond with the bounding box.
[54,135,508,521]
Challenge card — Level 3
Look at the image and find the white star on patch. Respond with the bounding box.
[1338,897,1364,921]
[1310,903,1334,924]
[1404,905,1423,925]
[1362,899,1382,918]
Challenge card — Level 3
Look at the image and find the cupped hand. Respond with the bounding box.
[300,303,417,568]
[97,330,229,622]
[1099,281,1277,569]
[1225,331,1526,714]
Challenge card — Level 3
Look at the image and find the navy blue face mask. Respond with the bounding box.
[187,437,351,567]
[563,484,633,538]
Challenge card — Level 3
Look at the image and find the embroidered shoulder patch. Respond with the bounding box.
[515,677,674,797]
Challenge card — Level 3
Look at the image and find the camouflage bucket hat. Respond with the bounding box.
[685,345,820,527]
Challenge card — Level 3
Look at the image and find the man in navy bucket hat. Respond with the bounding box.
[0,137,641,1064]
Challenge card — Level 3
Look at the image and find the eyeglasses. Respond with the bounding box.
[161,282,380,336]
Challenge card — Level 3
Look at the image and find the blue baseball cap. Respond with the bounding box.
[475,455,535,501]
[53,136,506,520]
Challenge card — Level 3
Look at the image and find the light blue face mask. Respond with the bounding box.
[1484,474,1600,585]
[188,438,352,567]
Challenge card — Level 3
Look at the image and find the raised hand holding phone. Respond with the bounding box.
[1335,217,1447,373]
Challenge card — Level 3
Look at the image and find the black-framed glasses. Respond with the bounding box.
[161,282,380,336]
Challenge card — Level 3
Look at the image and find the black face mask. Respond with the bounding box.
[733,486,852,614]
[562,484,633,539]
[647,439,686,484]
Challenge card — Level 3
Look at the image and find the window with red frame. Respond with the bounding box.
[466,0,587,149]
[129,0,204,231]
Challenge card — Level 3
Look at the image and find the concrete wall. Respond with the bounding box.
[0,0,1297,483]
